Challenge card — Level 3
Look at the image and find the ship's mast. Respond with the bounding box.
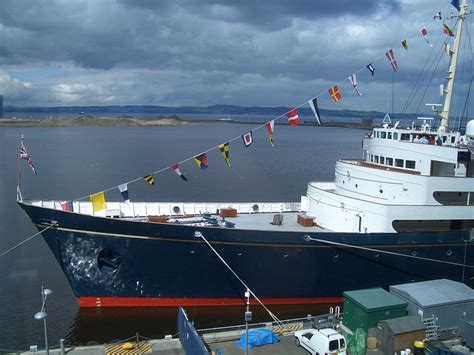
[438,0,469,133]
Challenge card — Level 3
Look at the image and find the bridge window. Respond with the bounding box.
[395,159,404,168]
[393,132,398,140]
[401,133,410,141]
[374,155,379,163]
[381,131,387,139]
[405,160,416,169]
[388,132,392,139]
[380,156,385,164]
[386,157,393,166]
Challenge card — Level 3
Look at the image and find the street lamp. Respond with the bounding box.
[34,285,53,355]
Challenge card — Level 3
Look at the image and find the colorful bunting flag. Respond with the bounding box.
[443,24,454,37]
[265,121,275,146]
[385,49,398,72]
[144,174,155,185]
[20,143,38,175]
[433,11,442,20]
[90,192,106,213]
[348,74,362,96]
[61,201,74,212]
[194,153,208,169]
[366,63,375,76]
[328,86,341,103]
[242,131,253,147]
[171,163,188,181]
[118,183,130,202]
[420,27,433,47]
[444,43,451,55]
[401,39,408,50]
[218,143,231,167]
[308,98,322,124]
[286,108,300,126]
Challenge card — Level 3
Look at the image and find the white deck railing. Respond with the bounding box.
[30,200,302,218]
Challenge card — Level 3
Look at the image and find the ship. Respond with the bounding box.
[18,1,474,307]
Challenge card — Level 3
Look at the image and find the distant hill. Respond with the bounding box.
[5,104,420,121]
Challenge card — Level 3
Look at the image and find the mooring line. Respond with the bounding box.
[0,224,56,257]
[194,231,284,328]
[304,236,474,268]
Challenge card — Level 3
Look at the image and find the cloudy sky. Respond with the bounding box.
[0,0,472,114]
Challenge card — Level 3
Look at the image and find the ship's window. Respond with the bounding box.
[380,157,385,164]
[355,184,358,188]
[395,159,404,168]
[406,160,416,169]
[447,250,452,256]
[374,155,379,163]
[393,132,399,140]
[379,189,383,194]
[388,132,392,139]
[451,136,456,144]
[173,206,181,214]
[370,154,374,162]
[381,131,387,139]
[386,157,393,166]
[252,204,259,212]
[401,133,410,141]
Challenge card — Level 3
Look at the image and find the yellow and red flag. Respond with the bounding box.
[443,24,454,37]
[328,86,341,103]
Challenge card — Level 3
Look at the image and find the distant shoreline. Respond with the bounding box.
[0,115,374,129]
[0,115,189,127]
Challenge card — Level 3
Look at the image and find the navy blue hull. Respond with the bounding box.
[18,202,474,307]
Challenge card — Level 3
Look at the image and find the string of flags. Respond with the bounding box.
[20,17,455,213]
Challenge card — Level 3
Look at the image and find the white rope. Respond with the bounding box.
[304,236,474,268]
[194,231,284,328]
[0,224,56,257]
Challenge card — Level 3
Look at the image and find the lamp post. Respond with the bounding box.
[34,285,53,355]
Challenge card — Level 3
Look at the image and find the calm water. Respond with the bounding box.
[0,123,365,350]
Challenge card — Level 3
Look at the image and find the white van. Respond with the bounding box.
[294,328,347,355]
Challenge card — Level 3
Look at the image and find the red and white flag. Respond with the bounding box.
[171,163,188,181]
[20,143,38,175]
[286,108,299,126]
[420,27,433,47]
[348,74,362,96]
[265,120,275,147]
[385,49,398,72]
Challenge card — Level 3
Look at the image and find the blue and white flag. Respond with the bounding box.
[118,183,130,203]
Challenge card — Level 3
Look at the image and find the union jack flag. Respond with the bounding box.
[20,144,38,175]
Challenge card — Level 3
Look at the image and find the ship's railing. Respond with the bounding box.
[30,200,301,217]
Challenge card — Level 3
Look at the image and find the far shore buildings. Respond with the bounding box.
[0,95,3,118]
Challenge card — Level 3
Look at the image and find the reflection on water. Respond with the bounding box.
[67,303,341,345]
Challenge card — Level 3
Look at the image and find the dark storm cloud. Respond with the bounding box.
[119,0,400,30]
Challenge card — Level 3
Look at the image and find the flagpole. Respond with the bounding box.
[17,134,24,202]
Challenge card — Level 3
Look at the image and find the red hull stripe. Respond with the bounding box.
[78,297,343,308]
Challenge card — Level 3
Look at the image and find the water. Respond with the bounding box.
[0,123,365,350]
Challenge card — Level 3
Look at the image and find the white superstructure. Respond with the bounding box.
[305,0,474,234]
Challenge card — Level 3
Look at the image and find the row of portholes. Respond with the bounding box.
[342,180,383,194]
[188,249,453,257]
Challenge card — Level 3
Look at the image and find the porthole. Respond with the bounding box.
[237,252,243,256]
[173,206,181,214]
[447,250,452,256]
[374,254,379,258]
[333,254,339,258]
[252,204,259,212]
[343,180,345,184]
[355,184,358,188]
[411,251,417,256]
[283,252,288,258]
[379,189,383,194]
